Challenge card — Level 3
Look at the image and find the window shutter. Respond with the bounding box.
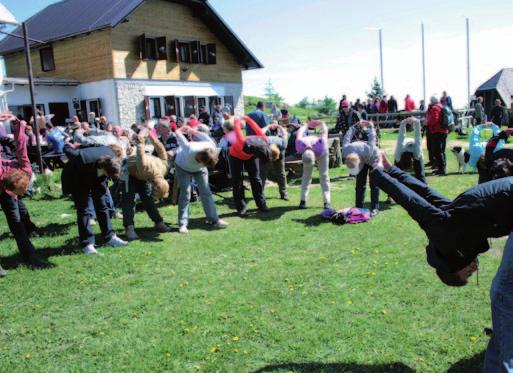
[156,37,167,60]
[206,44,216,64]
[144,96,151,120]
[97,98,103,116]
[172,39,180,63]
[190,41,201,64]
[139,34,147,60]
[165,96,176,115]
[200,45,207,64]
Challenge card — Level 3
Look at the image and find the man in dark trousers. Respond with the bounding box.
[388,95,398,114]
[247,101,269,136]
[62,143,127,254]
[427,96,448,175]
[490,99,505,126]
[371,154,513,286]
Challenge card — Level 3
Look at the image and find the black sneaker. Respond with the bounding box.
[258,204,270,213]
[298,200,306,209]
[281,194,290,201]
[323,202,331,210]
[0,265,6,278]
[27,257,51,270]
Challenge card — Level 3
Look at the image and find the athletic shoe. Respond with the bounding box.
[178,225,189,234]
[83,244,98,255]
[298,200,306,209]
[213,219,229,229]
[155,222,171,233]
[88,219,96,226]
[258,204,270,213]
[125,225,139,241]
[238,206,248,217]
[0,265,6,278]
[281,193,290,201]
[370,209,379,218]
[324,202,331,210]
[114,211,123,220]
[107,235,128,248]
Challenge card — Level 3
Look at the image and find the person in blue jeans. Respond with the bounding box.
[484,233,513,372]
[174,126,228,233]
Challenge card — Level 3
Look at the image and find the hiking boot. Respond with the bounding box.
[0,265,7,278]
[125,225,139,241]
[238,205,248,217]
[83,244,98,255]
[107,235,128,248]
[323,202,331,210]
[298,200,306,209]
[155,221,171,233]
[178,225,189,234]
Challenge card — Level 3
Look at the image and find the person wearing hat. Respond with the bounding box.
[296,121,331,209]
[370,152,513,287]
[342,120,380,217]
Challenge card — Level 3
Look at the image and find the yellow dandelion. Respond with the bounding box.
[165,352,171,358]
[470,336,478,342]
[209,347,217,353]
[233,336,239,342]
[98,331,104,336]
[382,309,388,316]
[233,348,238,353]
[347,300,353,305]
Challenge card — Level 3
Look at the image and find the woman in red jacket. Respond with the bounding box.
[229,116,279,217]
[427,96,448,176]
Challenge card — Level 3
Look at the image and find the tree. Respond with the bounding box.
[314,96,337,115]
[297,97,311,109]
[366,77,386,101]
[263,80,283,104]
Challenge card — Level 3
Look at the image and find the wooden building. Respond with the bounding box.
[0,0,262,126]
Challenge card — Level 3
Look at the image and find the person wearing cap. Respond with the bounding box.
[260,120,289,201]
[370,152,513,287]
[342,120,380,217]
[187,115,200,128]
[198,106,211,126]
[296,121,331,209]
[329,100,360,138]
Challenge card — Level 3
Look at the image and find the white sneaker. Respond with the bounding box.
[213,219,228,229]
[178,225,189,234]
[125,225,139,241]
[114,211,123,220]
[155,221,171,233]
[88,219,96,226]
[83,244,98,255]
[107,235,128,247]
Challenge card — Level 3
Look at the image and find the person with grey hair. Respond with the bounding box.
[260,120,289,200]
[427,96,448,175]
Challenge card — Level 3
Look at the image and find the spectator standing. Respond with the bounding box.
[419,99,426,112]
[388,95,398,113]
[440,91,453,111]
[271,104,281,120]
[490,99,504,126]
[405,94,416,111]
[379,96,389,114]
[357,103,368,120]
[474,97,485,124]
[427,96,448,176]
[280,104,289,119]
[329,100,360,138]
[247,101,269,136]
[198,106,211,126]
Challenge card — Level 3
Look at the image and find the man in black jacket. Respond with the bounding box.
[62,144,127,254]
[371,154,513,286]
[329,101,360,138]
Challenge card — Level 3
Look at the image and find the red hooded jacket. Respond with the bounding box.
[427,104,448,135]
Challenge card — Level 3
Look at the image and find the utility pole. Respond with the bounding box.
[421,23,426,107]
[379,29,384,92]
[466,18,471,107]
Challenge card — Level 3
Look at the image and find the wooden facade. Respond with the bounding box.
[3,0,242,84]
[4,30,113,83]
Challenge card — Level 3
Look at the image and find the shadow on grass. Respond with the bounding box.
[242,205,299,222]
[0,222,75,241]
[253,361,415,373]
[447,350,485,373]
[292,214,324,227]
[129,227,164,243]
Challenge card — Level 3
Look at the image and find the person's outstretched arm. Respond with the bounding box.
[148,132,168,162]
[413,118,422,160]
[395,120,407,162]
[243,116,268,139]
[320,121,328,141]
[296,123,308,140]
[342,125,355,147]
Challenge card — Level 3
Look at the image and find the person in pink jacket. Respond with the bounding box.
[0,113,49,277]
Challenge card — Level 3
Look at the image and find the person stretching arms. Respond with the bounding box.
[174,126,228,233]
[229,116,279,217]
[370,153,513,286]
[343,120,380,216]
[394,117,425,182]
[295,121,331,210]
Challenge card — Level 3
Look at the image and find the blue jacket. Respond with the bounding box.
[247,110,269,136]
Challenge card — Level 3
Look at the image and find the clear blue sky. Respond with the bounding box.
[3,0,513,106]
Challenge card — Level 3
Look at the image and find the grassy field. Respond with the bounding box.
[0,137,503,372]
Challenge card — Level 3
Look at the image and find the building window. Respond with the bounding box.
[40,46,55,72]
[178,42,191,63]
[151,97,162,118]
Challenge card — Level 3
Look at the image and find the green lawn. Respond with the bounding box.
[0,143,502,372]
